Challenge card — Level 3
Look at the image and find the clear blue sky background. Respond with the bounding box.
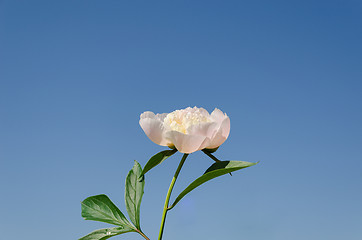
[1,0,361,239]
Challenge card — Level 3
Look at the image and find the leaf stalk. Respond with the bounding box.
[202,149,221,162]
[136,229,151,240]
[202,150,232,176]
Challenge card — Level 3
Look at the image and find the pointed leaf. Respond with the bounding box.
[140,149,177,177]
[81,194,132,227]
[125,161,145,229]
[170,161,257,209]
[79,226,135,240]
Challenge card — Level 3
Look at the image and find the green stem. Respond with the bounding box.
[158,153,189,240]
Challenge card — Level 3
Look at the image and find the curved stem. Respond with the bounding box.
[158,153,189,240]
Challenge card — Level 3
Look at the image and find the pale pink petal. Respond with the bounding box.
[197,107,211,117]
[165,131,207,154]
[139,113,171,146]
[207,117,230,149]
[155,113,168,121]
[210,108,226,123]
[186,122,218,139]
[140,111,156,119]
[198,137,211,150]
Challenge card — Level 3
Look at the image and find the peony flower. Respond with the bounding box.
[139,107,230,154]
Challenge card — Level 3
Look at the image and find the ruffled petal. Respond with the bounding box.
[155,113,168,121]
[197,107,211,118]
[165,131,208,154]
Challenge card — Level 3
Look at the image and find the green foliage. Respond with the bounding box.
[78,227,135,240]
[79,151,257,240]
[81,194,131,226]
[169,160,257,209]
[125,161,145,229]
[140,149,177,177]
[80,162,150,240]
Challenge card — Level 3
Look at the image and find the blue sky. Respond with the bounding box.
[1,0,362,239]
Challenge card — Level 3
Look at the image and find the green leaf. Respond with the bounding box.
[81,194,132,227]
[169,161,257,209]
[79,226,135,240]
[140,149,177,177]
[125,160,145,229]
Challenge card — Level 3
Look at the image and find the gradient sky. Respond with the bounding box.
[1,1,362,239]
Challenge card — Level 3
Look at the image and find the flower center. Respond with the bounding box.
[163,107,211,134]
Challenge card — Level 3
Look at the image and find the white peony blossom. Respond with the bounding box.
[139,107,230,154]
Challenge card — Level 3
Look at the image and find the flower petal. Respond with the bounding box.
[139,112,171,146]
[207,117,230,149]
[187,122,218,139]
[196,107,211,118]
[210,108,226,123]
[155,113,168,122]
[165,131,208,154]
